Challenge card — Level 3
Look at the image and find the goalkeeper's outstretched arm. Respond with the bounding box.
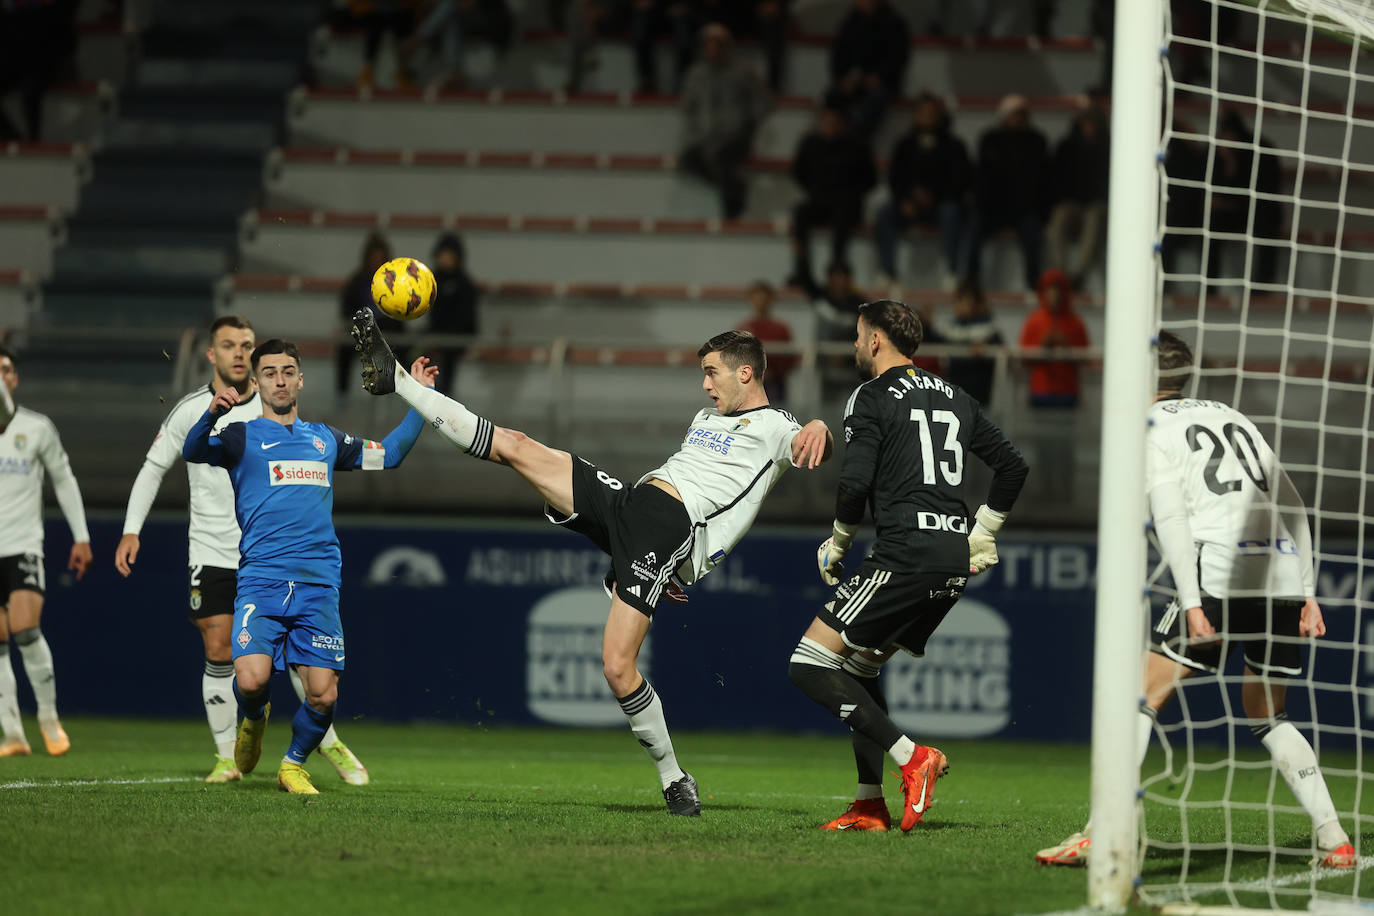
[966,408,1029,575]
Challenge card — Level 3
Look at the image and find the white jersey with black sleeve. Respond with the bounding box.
[121,385,261,569]
[639,405,802,584]
[1145,396,1313,607]
[0,406,90,558]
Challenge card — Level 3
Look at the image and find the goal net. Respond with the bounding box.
[1107,0,1374,911]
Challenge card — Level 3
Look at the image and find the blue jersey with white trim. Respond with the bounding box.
[211,417,363,586]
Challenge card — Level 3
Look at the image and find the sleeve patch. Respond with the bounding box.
[361,439,385,471]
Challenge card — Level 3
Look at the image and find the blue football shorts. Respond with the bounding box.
[232,576,346,671]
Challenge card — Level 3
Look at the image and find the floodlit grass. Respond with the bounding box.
[2,719,1368,914]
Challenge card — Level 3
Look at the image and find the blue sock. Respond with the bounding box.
[285,702,333,764]
[234,680,269,722]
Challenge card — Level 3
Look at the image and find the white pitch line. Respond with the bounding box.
[1146,855,1374,907]
[0,776,202,790]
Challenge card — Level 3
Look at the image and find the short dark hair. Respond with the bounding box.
[1157,330,1193,394]
[0,345,14,369]
[250,338,301,372]
[858,299,923,357]
[210,315,253,337]
[698,329,766,381]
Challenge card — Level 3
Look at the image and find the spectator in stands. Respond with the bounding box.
[932,281,1002,407]
[786,101,877,291]
[796,260,868,389]
[0,0,78,141]
[873,93,972,290]
[827,0,911,137]
[631,0,697,94]
[1045,108,1109,289]
[563,0,615,94]
[734,281,796,403]
[693,1,790,93]
[1160,114,1207,284]
[679,24,771,220]
[337,232,403,395]
[1019,268,1088,501]
[404,0,514,90]
[350,0,420,89]
[1208,110,1283,284]
[929,0,1057,38]
[427,232,480,392]
[967,94,1050,294]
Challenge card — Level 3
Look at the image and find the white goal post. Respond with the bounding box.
[1091,0,1374,910]
[1088,0,1163,908]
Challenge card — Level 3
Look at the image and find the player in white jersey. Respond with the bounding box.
[1036,331,1355,869]
[352,312,832,814]
[0,345,91,757]
[114,317,369,786]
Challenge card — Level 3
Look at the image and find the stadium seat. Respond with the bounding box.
[0,144,90,211]
[267,148,800,220]
[311,29,1103,99]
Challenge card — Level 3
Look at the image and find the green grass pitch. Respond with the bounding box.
[3,719,1369,914]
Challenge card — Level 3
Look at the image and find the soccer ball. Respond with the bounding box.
[371,257,437,321]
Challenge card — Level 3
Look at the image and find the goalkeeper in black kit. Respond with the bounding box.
[788,298,1029,832]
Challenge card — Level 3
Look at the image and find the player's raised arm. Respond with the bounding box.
[182,389,246,467]
[337,357,435,471]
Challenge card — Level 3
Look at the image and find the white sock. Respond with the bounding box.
[0,643,23,741]
[616,679,686,789]
[887,736,916,767]
[855,783,884,800]
[394,364,493,458]
[14,628,57,723]
[203,659,237,759]
[1261,721,1348,847]
[1137,707,1155,769]
[289,667,340,747]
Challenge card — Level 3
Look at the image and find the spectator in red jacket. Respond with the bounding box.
[1019,268,1088,503]
[735,281,796,402]
[1019,268,1088,407]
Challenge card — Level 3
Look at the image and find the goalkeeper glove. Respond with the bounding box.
[968,504,1008,575]
[817,520,859,586]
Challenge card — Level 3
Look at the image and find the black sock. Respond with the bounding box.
[847,661,888,787]
[789,638,904,752]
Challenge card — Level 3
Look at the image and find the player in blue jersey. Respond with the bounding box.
[182,339,433,795]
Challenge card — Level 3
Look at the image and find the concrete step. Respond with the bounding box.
[266,148,797,220]
[0,144,91,211]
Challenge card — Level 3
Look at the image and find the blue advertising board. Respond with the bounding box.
[26,517,1373,747]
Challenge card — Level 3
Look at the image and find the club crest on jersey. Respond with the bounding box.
[731,418,751,432]
[189,588,202,611]
[12,434,25,450]
[237,629,252,648]
[313,435,326,455]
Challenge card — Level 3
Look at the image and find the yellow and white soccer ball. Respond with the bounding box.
[371,257,437,321]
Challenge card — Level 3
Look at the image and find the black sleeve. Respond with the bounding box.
[217,422,246,469]
[835,386,882,525]
[330,425,365,471]
[968,402,1028,513]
